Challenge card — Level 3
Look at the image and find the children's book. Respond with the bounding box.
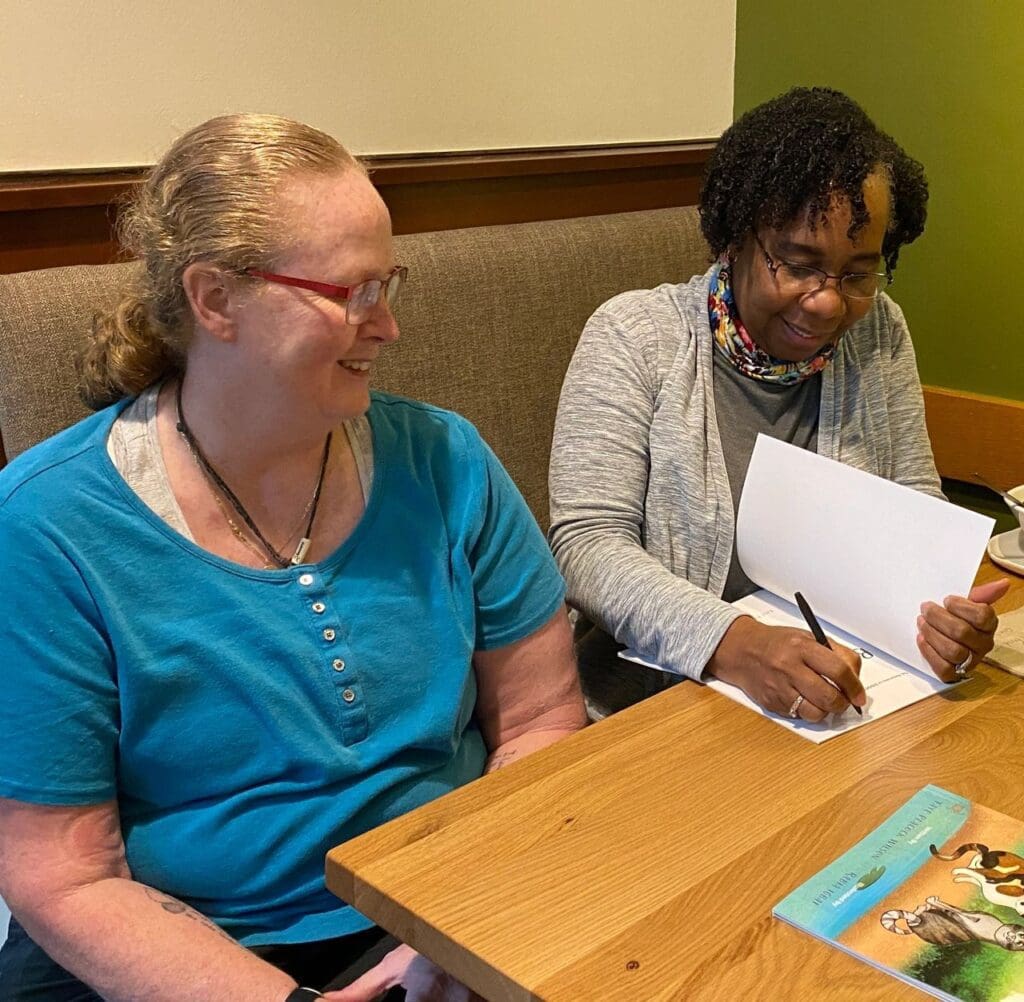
[774,786,1024,1001]
[620,437,994,742]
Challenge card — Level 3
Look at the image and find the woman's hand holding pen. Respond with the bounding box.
[707,617,867,721]
[916,578,1009,683]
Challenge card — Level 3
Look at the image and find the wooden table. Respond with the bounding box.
[326,565,1024,1001]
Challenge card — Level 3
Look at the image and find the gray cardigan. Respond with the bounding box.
[548,267,943,681]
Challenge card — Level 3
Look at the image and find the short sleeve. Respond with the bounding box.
[462,433,566,651]
[0,509,120,804]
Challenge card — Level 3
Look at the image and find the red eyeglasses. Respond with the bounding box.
[246,266,408,325]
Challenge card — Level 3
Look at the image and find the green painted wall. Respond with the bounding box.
[734,1,1024,401]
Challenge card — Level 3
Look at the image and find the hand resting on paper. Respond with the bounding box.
[706,616,866,721]
[325,942,485,1002]
[916,579,1009,682]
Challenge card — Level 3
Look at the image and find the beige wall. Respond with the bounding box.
[1,0,735,172]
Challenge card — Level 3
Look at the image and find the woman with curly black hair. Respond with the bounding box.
[549,87,1006,720]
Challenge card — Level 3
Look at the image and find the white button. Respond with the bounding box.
[342,688,356,703]
[299,573,314,586]
[323,628,336,641]
[312,601,326,614]
[332,659,345,672]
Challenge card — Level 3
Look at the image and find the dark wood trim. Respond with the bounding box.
[366,142,715,184]
[0,141,714,273]
[0,142,714,208]
[0,168,148,212]
[923,386,1024,489]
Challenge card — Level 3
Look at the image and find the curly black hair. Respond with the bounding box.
[699,87,928,273]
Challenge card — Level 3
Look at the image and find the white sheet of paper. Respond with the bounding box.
[716,592,948,742]
[736,435,994,673]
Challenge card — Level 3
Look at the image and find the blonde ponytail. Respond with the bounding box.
[78,113,362,407]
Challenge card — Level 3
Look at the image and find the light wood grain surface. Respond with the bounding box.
[326,564,1024,1001]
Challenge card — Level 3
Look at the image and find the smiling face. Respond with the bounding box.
[729,169,892,363]
[230,168,399,427]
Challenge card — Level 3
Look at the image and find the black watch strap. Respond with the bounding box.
[285,989,324,1001]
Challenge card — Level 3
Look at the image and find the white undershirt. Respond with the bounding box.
[105,383,374,541]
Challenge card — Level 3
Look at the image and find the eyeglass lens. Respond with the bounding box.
[777,263,886,300]
[346,269,406,324]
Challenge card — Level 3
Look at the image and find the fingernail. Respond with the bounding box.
[916,615,925,628]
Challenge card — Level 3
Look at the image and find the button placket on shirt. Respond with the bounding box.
[296,569,368,742]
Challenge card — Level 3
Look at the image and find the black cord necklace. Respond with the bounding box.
[175,381,332,568]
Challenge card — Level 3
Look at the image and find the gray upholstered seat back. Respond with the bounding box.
[0,207,708,529]
[0,260,140,461]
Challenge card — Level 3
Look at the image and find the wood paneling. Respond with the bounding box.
[0,170,144,273]
[0,142,713,274]
[371,144,711,234]
[923,385,1024,489]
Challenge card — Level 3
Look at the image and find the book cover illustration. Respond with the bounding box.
[774,786,1024,1001]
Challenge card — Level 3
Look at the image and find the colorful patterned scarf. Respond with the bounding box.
[707,257,836,385]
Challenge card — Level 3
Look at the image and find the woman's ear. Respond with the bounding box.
[726,236,747,264]
[181,263,240,343]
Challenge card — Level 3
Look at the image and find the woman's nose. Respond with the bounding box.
[361,299,400,343]
[800,281,847,322]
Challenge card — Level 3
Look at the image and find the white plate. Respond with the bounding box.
[988,527,1024,576]
[1008,484,1024,523]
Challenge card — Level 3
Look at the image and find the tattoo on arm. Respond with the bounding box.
[143,888,241,948]
[486,748,521,772]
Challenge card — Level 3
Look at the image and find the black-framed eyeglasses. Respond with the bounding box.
[754,233,891,301]
[245,265,408,325]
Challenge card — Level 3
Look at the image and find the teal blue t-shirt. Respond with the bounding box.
[0,392,565,945]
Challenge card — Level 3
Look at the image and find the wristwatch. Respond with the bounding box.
[285,989,324,1001]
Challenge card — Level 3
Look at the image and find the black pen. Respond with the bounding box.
[794,591,863,716]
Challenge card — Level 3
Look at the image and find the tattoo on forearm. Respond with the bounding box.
[487,748,520,771]
[143,888,240,947]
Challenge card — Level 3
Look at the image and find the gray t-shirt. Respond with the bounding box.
[712,349,820,602]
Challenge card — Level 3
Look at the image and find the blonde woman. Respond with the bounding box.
[0,115,585,1002]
